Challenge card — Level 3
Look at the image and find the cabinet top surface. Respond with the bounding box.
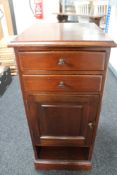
[9,23,116,47]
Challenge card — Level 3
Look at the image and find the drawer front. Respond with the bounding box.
[19,51,105,71]
[23,75,102,92]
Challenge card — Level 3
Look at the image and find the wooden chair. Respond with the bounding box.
[74,0,90,16]
[92,0,108,16]
[92,0,108,28]
[74,0,108,26]
[74,0,91,23]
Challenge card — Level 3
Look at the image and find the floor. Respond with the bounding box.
[0,70,117,175]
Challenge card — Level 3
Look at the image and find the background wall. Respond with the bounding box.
[12,0,59,34]
[108,6,117,76]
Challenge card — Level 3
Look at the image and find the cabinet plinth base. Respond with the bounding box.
[34,160,92,170]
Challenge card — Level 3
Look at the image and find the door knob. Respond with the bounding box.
[88,122,95,130]
[58,81,65,88]
[58,58,65,65]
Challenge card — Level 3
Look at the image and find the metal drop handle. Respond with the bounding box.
[58,81,65,88]
[58,58,65,65]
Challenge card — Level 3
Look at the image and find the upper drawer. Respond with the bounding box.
[18,51,106,71]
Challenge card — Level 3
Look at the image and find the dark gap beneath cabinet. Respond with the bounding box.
[35,146,90,161]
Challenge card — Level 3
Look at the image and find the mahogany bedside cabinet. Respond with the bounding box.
[9,23,116,170]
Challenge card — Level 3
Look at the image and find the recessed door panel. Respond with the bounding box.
[40,104,83,136]
[27,94,99,146]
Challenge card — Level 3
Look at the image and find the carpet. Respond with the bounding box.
[0,70,117,175]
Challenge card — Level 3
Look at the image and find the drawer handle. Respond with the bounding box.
[58,58,65,65]
[58,81,65,88]
[88,122,96,130]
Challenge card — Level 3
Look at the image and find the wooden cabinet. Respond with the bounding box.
[9,23,116,170]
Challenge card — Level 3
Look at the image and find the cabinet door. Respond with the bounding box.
[26,94,99,146]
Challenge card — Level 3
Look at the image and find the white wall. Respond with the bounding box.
[13,0,59,34]
[108,6,117,73]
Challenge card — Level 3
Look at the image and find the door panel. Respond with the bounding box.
[40,104,83,136]
[27,94,99,146]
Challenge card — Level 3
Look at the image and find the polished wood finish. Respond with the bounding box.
[23,75,102,92]
[27,94,99,146]
[9,23,116,47]
[19,51,106,71]
[8,23,116,171]
[34,160,92,170]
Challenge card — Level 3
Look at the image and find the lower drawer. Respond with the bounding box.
[22,75,102,92]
